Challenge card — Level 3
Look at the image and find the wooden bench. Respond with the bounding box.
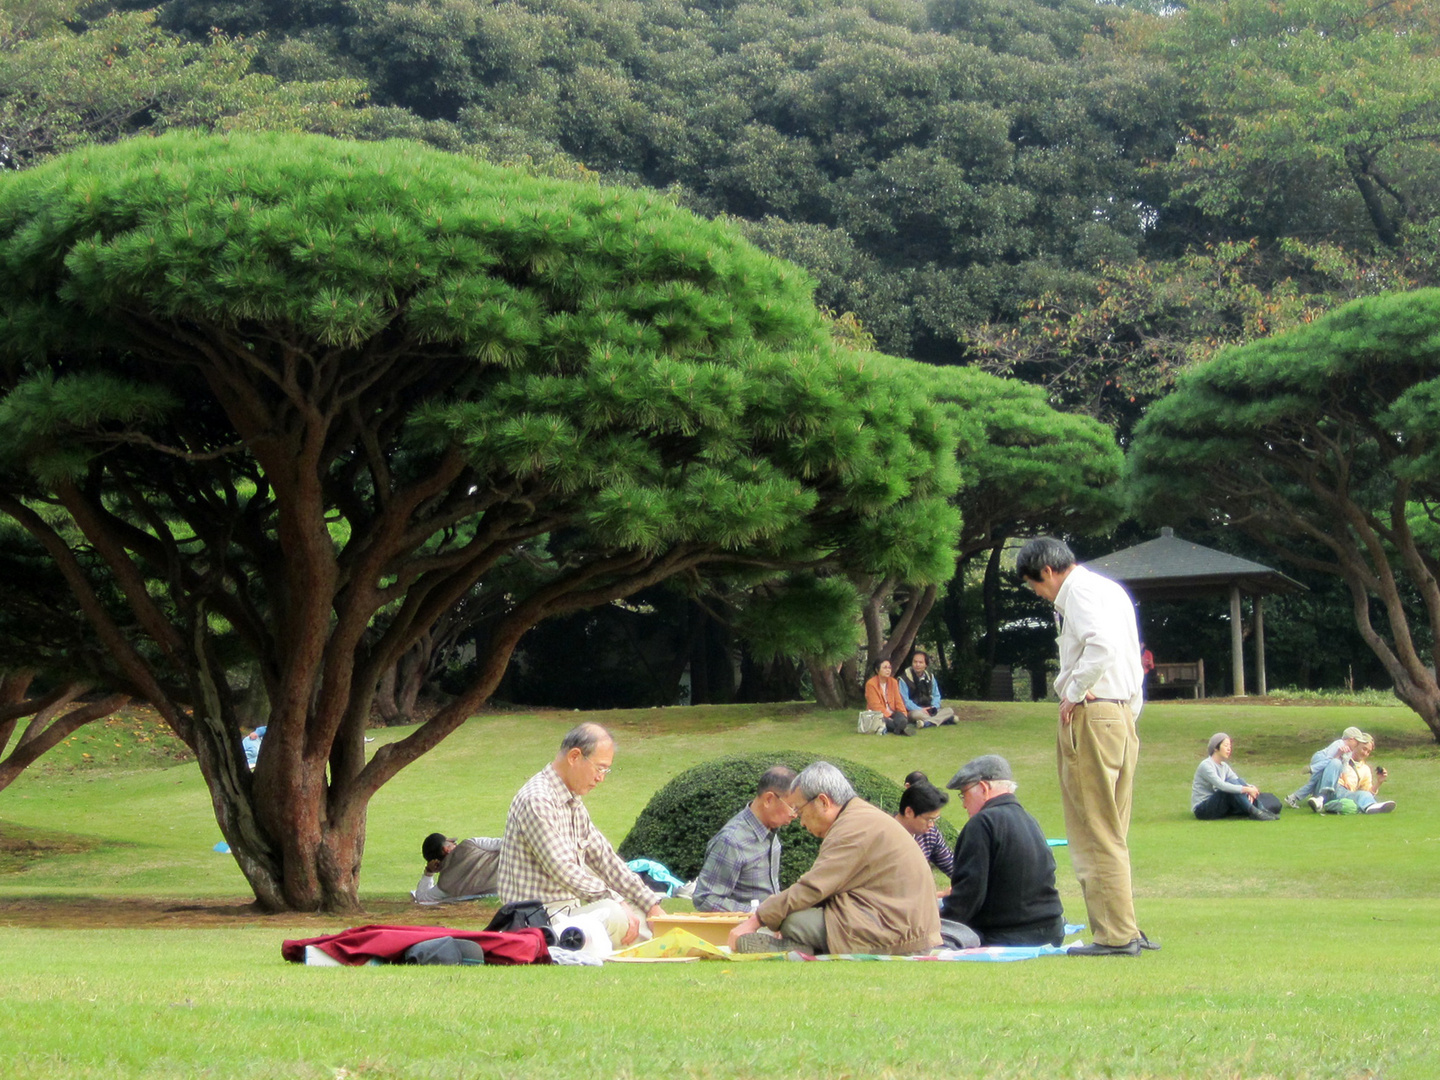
[1149,660,1205,699]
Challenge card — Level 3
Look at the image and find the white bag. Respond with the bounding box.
[857,710,886,735]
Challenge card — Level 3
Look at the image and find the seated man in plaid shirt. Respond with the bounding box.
[497,723,663,949]
[692,765,797,912]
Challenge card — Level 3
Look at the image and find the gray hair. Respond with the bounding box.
[757,765,797,797]
[991,780,1018,795]
[560,722,612,757]
[1015,536,1076,581]
[791,762,856,807]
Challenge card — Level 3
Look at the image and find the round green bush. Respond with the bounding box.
[618,751,959,888]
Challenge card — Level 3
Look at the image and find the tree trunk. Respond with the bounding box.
[807,659,847,709]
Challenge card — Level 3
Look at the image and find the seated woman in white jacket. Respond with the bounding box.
[1191,733,1280,821]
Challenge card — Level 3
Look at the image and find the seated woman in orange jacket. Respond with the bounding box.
[865,659,915,736]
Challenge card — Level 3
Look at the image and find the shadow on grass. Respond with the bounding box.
[0,820,101,873]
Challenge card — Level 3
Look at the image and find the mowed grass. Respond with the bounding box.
[3,699,1440,1079]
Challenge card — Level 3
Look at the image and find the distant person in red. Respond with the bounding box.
[1140,644,1155,676]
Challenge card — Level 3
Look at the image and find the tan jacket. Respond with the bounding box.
[757,797,941,955]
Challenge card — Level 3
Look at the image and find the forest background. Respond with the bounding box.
[3,0,1437,712]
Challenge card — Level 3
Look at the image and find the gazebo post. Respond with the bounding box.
[1229,584,1246,696]
[1254,594,1267,696]
[1082,528,1303,701]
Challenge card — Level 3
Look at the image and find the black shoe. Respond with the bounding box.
[1248,807,1278,821]
[940,716,957,726]
[1069,940,1141,957]
[1135,931,1161,952]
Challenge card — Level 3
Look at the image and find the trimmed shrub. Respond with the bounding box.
[618,751,959,887]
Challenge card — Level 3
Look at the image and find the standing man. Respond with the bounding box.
[1016,536,1155,957]
[900,650,957,727]
[692,765,797,912]
[498,722,664,949]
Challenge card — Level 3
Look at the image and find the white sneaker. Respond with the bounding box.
[1365,801,1396,814]
[1307,796,1324,813]
[1283,794,1301,809]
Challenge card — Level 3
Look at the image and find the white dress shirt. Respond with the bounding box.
[1052,564,1144,718]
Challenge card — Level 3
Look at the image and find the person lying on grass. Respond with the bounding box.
[413,834,502,903]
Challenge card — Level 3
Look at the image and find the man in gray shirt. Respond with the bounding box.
[692,766,797,912]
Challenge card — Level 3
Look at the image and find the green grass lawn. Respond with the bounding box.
[3,699,1439,1079]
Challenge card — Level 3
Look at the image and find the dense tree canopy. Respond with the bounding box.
[0,2,460,171]
[159,0,1177,360]
[1135,0,1440,253]
[1130,289,1440,739]
[0,131,961,909]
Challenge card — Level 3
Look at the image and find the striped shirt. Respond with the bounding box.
[915,824,955,877]
[497,764,660,911]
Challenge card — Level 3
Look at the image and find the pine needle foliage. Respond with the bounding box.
[0,131,959,910]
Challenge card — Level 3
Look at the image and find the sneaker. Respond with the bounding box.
[1307,796,1324,813]
[940,716,957,726]
[1365,801,1396,814]
[1283,794,1301,809]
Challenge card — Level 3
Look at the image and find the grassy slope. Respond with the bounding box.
[3,699,1439,1078]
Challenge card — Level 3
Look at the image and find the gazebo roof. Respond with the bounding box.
[1084,528,1306,601]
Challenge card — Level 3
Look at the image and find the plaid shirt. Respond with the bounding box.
[916,824,955,877]
[691,804,781,912]
[497,764,660,911]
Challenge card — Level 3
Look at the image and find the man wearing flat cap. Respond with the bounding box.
[940,755,1066,947]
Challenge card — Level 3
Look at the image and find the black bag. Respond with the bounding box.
[484,899,551,933]
[403,936,485,965]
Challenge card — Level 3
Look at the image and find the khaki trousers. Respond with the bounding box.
[1057,700,1139,946]
[778,907,829,953]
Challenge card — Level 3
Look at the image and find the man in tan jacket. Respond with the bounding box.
[726,762,942,955]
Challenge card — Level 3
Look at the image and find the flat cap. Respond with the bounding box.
[946,754,1013,790]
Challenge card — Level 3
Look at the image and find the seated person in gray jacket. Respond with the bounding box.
[1192,734,1280,821]
[413,833,502,903]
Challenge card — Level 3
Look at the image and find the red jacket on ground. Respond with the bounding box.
[281,924,551,965]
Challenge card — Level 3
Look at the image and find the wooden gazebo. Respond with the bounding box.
[1084,528,1306,697]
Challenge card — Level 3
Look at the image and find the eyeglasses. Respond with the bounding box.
[589,760,613,777]
[791,796,814,816]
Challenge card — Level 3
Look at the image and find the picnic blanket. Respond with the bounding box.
[607,929,1072,963]
[281,924,550,966]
